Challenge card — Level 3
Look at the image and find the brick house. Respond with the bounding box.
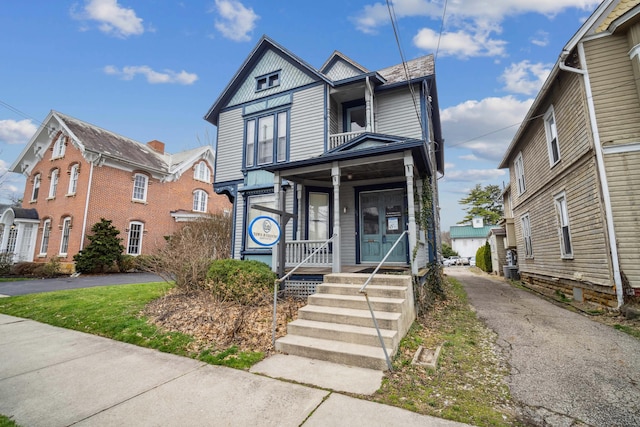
[0,110,230,271]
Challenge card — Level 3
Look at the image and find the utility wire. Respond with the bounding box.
[434,0,449,64]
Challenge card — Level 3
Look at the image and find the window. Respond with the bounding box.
[544,106,561,165]
[31,173,41,201]
[307,191,330,240]
[245,111,288,167]
[245,193,275,250]
[132,173,148,201]
[48,169,59,199]
[554,193,573,258]
[193,190,208,212]
[346,104,366,132]
[514,152,526,195]
[194,161,210,182]
[53,134,66,158]
[256,71,280,91]
[127,222,144,255]
[521,213,533,258]
[40,219,51,255]
[59,217,71,255]
[68,164,79,194]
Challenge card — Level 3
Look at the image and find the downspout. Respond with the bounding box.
[80,154,99,250]
[559,45,624,308]
[365,76,374,132]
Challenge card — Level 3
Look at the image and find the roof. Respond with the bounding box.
[450,225,495,239]
[377,55,435,85]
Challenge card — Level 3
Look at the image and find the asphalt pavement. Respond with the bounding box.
[447,267,640,427]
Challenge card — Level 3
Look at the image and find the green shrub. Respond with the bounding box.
[206,259,276,305]
[10,262,39,277]
[475,243,493,273]
[41,257,62,278]
[74,218,124,274]
[118,255,136,273]
[476,245,486,272]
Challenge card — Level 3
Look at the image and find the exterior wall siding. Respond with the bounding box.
[290,85,326,160]
[584,34,640,147]
[215,108,245,183]
[375,86,423,140]
[604,151,640,289]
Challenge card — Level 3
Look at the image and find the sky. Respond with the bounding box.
[0,0,603,231]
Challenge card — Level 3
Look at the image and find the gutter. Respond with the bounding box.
[80,153,100,250]
[559,45,624,308]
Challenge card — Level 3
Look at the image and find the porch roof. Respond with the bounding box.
[264,134,430,181]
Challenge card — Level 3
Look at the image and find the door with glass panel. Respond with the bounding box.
[360,189,406,263]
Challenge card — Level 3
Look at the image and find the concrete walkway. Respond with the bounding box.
[447,268,640,427]
[0,314,468,427]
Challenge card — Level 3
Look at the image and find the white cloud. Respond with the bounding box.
[73,0,144,38]
[531,30,550,47]
[501,60,552,95]
[104,65,198,85]
[440,95,533,162]
[413,26,507,58]
[213,0,259,42]
[0,119,37,145]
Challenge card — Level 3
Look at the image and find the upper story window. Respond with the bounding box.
[194,161,210,182]
[554,192,573,258]
[193,189,208,212]
[245,110,288,168]
[52,134,66,159]
[514,152,526,195]
[132,173,148,202]
[68,164,79,195]
[521,213,533,258]
[345,104,366,132]
[48,169,59,199]
[59,217,71,255]
[127,221,144,255]
[256,71,280,91]
[544,106,561,166]
[31,173,41,201]
[39,219,51,255]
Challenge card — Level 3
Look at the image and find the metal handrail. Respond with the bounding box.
[272,234,337,346]
[358,229,409,371]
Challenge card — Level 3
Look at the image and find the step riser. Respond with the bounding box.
[307,295,404,312]
[323,273,412,288]
[275,341,389,371]
[317,284,408,299]
[287,323,397,348]
[298,308,400,330]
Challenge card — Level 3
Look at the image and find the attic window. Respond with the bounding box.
[256,71,280,91]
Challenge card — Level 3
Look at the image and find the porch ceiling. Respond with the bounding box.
[278,154,406,183]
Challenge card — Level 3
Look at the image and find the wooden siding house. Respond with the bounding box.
[0,110,230,271]
[499,0,640,307]
[205,36,444,280]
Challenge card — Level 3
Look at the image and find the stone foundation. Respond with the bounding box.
[520,272,618,308]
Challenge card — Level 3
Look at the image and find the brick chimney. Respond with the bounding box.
[147,140,165,154]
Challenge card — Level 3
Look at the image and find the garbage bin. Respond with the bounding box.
[503,266,519,279]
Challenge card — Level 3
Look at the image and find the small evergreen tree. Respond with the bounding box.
[441,243,458,258]
[74,218,125,273]
[483,241,493,273]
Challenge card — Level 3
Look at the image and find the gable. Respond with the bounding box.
[322,58,366,81]
[226,49,318,108]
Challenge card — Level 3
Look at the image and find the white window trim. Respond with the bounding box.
[126,221,144,255]
[544,105,561,167]
[194,161,210,183]
[39,219,51,255]
[31,174,41,201]
[554,192,573,259]
[514,152,526,195]
[59,217,71,256]
[132,173,149,202]
[521,213,533,258]
[193,189,208,213]
[67,164,79,195]
[53,135,66,159]
[48,169,59,199]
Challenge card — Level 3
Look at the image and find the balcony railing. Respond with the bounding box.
[285,239,333,267]
[328,131,364,151]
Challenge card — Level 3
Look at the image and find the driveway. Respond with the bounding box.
[0,273,164,297]
[447,268,640,426]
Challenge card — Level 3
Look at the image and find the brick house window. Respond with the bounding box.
[194,161,210,182]
[53,135,66,159]
[40,219,51,255]
[132,173,148,202]
[48,169,59,199]
[127,221,144,255]
[31,173,41,201]
[59,217,71,255]
[68,164,79,195]
[193,190,208,212]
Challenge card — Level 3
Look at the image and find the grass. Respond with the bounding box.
[0,415,20,427]
[370,277,519,427]
[0,282,262,369]
[614,323,640,339]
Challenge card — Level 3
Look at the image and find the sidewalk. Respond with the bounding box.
[0,314,469,427]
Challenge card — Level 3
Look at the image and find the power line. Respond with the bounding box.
[0,99,44,127]
[434,0,449,63]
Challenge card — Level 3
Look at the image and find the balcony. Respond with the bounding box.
[328,131,364,151]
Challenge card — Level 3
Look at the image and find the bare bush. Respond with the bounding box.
[143,214,232,291]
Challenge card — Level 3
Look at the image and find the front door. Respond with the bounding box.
[360,189,406,263]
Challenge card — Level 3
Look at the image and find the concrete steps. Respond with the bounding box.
[275,273,415,371]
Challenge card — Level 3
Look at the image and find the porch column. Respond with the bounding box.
[331,162,341,273]
[272,172,281,275]
[404,152,418,275]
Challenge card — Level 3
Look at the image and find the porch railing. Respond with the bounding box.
[359,229,410,371]
[328,131,364,150]
[285,239,333,268]
[272,234,337,346]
